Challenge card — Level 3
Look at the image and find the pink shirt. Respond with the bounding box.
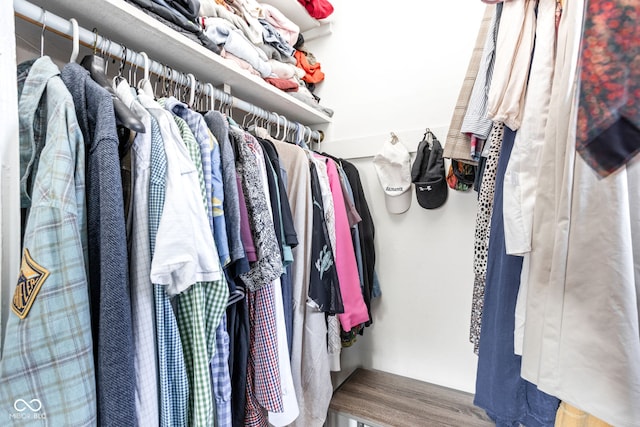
[322,156,369,331]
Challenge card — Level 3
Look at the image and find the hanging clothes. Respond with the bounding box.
[485,0,537,131]
[474,126,559,427]
[137,91,190,427]
[502,0,557,258]
[307,159,341,314]
[575,0,640,177]
[461,3,502,141]
[0,56,97,425]
[322,154,377,325]
[308,158,343,372]
[204,110,248,306]
[470,121,505,355]
[519,0,640,423]
[320,156,369,332]
[60,62,137,427]
[258,136,299,354]
[273,140,333,427]
[249,133,299,427]
[114,78,159,427]
[444,4,495,163]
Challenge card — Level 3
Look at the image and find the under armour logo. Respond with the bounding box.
[419,186,432,192]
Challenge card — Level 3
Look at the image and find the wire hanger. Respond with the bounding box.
[39,9,46,57]
[113,44,127,86]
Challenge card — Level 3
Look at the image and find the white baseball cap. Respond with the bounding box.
[373,133,412,214]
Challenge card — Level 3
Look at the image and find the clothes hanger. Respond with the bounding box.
[164,67,172,99]
[195,82,204,111]
[81,36,145,133]
[69,18,79,63]
[187,73,196,107]
[241,105,252,129]
[280,115,289,142]
[305,126,313,148]
[40,10,46,57]
[129,53,138,88]
[177,71,184,102]
[137,52,154,97]
[273,113,281,140]
[112,44,128,87]
[175,70,182,101]
[205,83,214,111]
[225,92,234,119]
[170,69,180,100]
[154,64,166,98]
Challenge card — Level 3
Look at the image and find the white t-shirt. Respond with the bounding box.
[139,93,221,295]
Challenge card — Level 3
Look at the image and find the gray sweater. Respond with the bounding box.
[61,63,137,427]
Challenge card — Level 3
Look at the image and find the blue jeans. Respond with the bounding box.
[474,126,559,427]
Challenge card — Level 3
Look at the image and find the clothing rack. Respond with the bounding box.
[13,0,323,143]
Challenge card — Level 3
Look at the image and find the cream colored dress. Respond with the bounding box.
[519,0,640,425]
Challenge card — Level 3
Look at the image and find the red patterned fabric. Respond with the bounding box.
[244,285,283,426]
[576,0,640,176]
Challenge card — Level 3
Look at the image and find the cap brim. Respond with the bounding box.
[415,179,448,209]
[384,189,412,214]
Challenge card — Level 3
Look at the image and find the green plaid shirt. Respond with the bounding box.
[159,101,229,427]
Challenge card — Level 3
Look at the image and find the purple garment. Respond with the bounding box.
[237,174,257,263]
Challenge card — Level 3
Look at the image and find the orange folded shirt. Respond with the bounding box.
[294,50,325,84]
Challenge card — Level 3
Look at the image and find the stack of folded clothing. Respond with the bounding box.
[126,0,333,117]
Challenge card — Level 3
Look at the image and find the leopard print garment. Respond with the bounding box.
[470,121,505,354]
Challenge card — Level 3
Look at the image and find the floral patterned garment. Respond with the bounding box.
[576,0,640,177]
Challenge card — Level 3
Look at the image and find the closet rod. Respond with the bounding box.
[13,0,323,143]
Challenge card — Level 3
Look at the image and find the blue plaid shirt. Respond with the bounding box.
[139,94,190,427]
[0,56,96,425]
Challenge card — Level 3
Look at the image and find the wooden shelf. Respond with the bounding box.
[330,369,493,427]
[26,0,332,125]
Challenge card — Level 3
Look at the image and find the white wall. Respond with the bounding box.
[306,1,487,393]
[1,0,20,352]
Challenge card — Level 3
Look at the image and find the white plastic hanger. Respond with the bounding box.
[186,73,196,107]
[69,18,79,62]
[205,83,215,111]
[137,51,154,97]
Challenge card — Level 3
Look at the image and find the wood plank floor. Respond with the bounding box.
[329,368,494,427]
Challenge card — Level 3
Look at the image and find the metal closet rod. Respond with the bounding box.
[13,0,323,143]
